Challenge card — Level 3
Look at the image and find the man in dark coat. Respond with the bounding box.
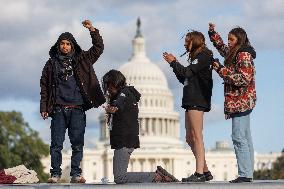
[40,20,105,183]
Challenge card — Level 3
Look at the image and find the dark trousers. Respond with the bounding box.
[113,147,155,183]
[50,106,86,177]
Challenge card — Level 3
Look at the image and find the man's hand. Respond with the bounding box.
[163,52,177,64]
[41,112,49,120]
[209,23,215,31]
[103,105,118,114]
[82,20,96,31]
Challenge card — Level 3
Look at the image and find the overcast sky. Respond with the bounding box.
[0,0,283,153]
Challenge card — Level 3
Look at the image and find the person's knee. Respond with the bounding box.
[232,133,246,147]
[186,137,194,147]
[50,144,63,152]
[70,134,84,148]
[71,145,83,152]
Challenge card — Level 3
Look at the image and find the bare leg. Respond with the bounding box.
[185,111,209,173]
[186,110,205,174]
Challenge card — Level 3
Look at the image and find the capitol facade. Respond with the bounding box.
[41,19,280,182]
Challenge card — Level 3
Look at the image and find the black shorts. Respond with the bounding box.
[185,106,208,112]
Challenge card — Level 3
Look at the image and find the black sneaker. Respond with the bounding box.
[182,173,206,182]
[204,171,213,181]
[229,177,252,183]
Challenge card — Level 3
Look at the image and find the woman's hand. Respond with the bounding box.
[212,60,223,72]
[163,52,176,64]
[209,23,215,31]
[41,112,49,120]
[103,105,118,113]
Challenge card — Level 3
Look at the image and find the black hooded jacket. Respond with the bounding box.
[109,86,141,149]
[170,49,213,112]
[40,30,105,114]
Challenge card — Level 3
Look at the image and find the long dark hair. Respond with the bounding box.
[183,31,212,62]
[102,69,126,94]
[225,27,252,65]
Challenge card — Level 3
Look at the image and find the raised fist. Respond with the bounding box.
[209,23,215,31]
[82,20,93,29]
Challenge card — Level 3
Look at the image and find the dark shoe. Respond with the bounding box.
[204,171,213,181]
[229,177,252,183]
[156,166,179,182]
[70,175,86,183]
[182,173,206,182]
[47,175,61,183]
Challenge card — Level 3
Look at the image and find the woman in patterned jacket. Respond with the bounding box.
[208,23,256,183]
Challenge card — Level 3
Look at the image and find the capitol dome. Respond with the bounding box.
[100,18,182,148]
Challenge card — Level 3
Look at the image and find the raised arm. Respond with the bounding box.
[77,20,104,65]
[208,23,229,57]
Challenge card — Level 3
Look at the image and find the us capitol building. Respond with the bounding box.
[42,19,280,182]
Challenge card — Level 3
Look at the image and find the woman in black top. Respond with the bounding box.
[163,31,213,182]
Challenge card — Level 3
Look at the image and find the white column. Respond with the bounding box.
[108,159,112,179]
[176,120,179,138]
[157,158,162,168]
[141,118,146,136]
[144,159,150,172]
[129,159,134,172]
[173,120,177,138]
[146,118,150,135]
[148,118,153,135]
[133,159,139,172]
[170,158,174,173]
[154,118,159,135]
[167,119,170,136]
[169,119,172,137]
[139,159,144,172]
[162,119,166,135]
[158,119,161,136]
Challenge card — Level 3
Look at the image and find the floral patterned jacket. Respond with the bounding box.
[208,29,257,118]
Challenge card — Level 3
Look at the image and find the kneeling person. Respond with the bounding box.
[102,70,179,184]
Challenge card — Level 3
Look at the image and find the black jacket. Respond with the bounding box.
[170,50,213,111]
[109,86,141,149]
[40,30,105,114]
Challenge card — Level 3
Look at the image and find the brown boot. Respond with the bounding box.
[70,175,86,183]
[156,166,179,182]
[47,175,61,183]
[153,173,163,183]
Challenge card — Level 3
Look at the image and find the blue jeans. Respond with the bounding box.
[50,106,86,177]
[232,114,254,178]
